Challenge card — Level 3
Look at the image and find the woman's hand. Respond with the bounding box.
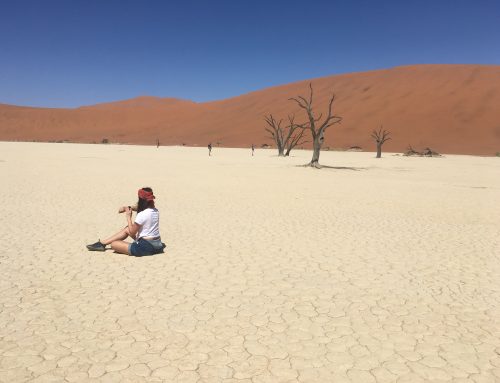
[125,206,133,218]
[119,205,136,213]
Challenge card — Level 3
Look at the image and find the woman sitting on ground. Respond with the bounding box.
[86,187,165,256]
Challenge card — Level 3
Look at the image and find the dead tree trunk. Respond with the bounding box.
[371,126,391,158]
[289,83,341,168]
[264,115,285,156]
[310,130,324,165]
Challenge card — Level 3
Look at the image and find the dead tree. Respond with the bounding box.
[404,145,420,156]
[264,114,286,156]
[371,126,391,158]
[284,115,308,156]
[289,83,342,168]
[264,114,308,157]
[422,147,441,157]
[404,145,441,157]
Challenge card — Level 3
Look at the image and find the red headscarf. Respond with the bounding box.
[138,188,155,201]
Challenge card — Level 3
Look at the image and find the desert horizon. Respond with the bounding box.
[2,64,500,156]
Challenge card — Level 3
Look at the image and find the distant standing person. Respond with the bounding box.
[156,138,160,148]
[251,144,255,156]
[208,143,212,156]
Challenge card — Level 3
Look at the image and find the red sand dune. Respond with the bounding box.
[1,64,499,155]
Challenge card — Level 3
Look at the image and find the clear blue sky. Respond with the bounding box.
[1,0,499,108]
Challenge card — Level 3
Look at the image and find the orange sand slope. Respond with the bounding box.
[1,64,499,155]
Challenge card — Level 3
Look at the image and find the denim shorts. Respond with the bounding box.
[129,238,165,257]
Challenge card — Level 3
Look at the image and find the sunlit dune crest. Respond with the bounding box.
[1,64,499,155]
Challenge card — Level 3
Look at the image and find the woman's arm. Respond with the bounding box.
[125,207,140,238]
[118,204,138,213]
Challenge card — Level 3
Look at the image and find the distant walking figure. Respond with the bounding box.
[156,138,160,148]
[86,187,165,256]
[251,144,255,156]
[208,143,212,156]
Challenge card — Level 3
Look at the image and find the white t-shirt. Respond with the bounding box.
[135,208,160,239]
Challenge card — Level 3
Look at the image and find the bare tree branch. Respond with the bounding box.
[284,115,309,156]
[288,97,309,111]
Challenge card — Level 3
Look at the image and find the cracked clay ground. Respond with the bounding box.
[1,142,499,382]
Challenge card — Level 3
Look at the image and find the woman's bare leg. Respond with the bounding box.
[101,226,133,245]
[110,241,130,255]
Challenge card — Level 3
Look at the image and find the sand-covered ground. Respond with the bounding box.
[0,142,499,383]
